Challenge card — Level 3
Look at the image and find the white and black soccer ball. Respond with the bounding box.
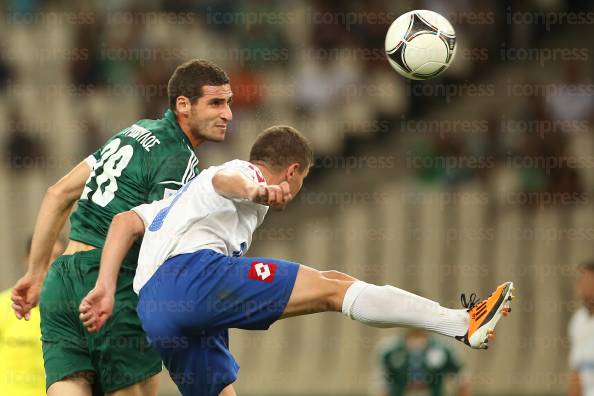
[385,10,456,80]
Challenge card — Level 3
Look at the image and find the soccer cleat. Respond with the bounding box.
[455,281,515,349]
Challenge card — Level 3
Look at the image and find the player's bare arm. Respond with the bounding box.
[80,168,294,334]
[212,168,292,208]
[11,160,91,320]
[79,211,145,332]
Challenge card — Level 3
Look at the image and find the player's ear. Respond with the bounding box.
[176,96,192,115]
[286,163,300,179]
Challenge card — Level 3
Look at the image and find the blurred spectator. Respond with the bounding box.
[0,237,64,396]
[238,23,290,70]
[374,328,471,396]
[69,22,106,88]
[547,62,594,124]
[0,44,12,91]
[6,0,40,19]
[309,0,349,50]
[228,65,265,110]
[3,112,44,172]
[410,133,474,185]
[136,56,172,118]
[568,261,594,396]
[294,58,357,114]
[80,115,104,160]
[510,94,584,206]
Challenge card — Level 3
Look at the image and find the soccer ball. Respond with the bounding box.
[385,10,456,80]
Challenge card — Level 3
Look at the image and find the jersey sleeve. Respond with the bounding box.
[87,144,102,163]
[131,202,161,229]
[145,143,199,202]
[84,154,97,168]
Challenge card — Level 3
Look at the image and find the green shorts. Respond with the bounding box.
[40,249,162,393]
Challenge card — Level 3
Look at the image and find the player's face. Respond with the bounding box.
[405,329,429,350]
[188,84,233,142]
[576,269,594,313]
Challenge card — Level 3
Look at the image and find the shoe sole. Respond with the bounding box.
[468,281,515,349]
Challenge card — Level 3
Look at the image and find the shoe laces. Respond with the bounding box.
[460,293,480,312]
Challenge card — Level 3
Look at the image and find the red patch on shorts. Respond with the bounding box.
[248,261,277,283]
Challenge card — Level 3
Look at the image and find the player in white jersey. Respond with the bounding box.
[78,126,515,396]
[569,261,594,396]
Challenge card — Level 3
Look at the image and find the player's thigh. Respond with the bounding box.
[220,384,237,396]
[41,256,97,389]
[106,373,160,396]
[280,265,354,319]
[47,373,94,396]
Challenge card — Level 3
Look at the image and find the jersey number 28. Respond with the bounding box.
[83,138,134,207]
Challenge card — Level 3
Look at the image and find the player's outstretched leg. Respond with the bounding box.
[281,265,514,349]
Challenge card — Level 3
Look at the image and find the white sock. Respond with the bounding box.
[341,281,469,338]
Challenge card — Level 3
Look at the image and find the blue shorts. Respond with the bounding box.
[136,249,300,396]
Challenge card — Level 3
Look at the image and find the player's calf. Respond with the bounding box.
[281,265,514,349]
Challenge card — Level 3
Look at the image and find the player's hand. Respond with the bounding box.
[11,272,44,321]
[79,285,115,333]
[250,181,292,209]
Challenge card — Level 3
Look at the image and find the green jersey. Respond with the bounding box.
[378,336,462,396]
[69,109,199,267]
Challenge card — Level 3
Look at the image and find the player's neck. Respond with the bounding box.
[250,161,281,184]
[174,114,203,148]
[181,126,203,148]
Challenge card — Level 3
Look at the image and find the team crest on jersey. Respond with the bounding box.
[248,261,277,282]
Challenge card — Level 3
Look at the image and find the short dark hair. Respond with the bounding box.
[250,125,314,171]
[167,59,230,111]
[579,261,594,273]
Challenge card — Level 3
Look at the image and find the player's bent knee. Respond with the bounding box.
[283,266,353,317]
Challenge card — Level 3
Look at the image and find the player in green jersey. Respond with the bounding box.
[375,329,471,396]
[10,59,233,396]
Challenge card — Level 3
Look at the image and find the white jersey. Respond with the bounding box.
[569,307,594,396]
[131,159,268,293]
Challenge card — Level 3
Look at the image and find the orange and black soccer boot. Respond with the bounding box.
[456,281,515,349]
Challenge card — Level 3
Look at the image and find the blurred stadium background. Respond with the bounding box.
[0,0,592,395]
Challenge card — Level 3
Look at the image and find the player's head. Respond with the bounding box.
[250,125,313,197]
[576,260,594,313]
[168,59,232,145]
[405,328,429,350]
